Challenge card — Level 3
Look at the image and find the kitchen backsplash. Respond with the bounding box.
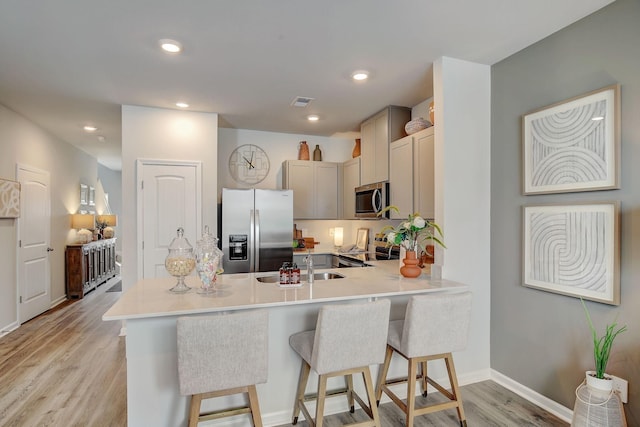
[293,219,401,252]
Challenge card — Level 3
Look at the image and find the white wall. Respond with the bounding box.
[0,104,99,333]
[434,57,492,373]
[217,128,354,198]
[121,105,218,289]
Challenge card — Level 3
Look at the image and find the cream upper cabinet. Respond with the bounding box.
[342,157,360,219]
[360,106,411,186]
[282,160,339,219]
[389,127,434,219]
[389,134,414,219]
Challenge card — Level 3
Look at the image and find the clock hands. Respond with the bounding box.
[242,155,255,169]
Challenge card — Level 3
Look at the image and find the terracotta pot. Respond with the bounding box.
[400,250,422,278]
[352,138,361,158]
[298,141,310,160]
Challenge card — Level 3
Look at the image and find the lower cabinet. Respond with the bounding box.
[65,238,117,298]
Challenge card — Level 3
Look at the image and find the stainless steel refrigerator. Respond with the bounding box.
[222,188,293,273]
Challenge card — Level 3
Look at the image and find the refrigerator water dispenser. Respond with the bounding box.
[228,235,248,260]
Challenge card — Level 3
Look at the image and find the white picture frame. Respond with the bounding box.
[89,186,95,206]
[522,202,620,305]
[80,184,88,205]
[522,85,620,195]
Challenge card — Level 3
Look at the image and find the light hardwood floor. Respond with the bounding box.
[0,281,568,427]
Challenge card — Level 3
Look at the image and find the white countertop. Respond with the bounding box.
[102,260,466,321]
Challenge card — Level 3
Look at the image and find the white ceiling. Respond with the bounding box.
[0,0,614,171]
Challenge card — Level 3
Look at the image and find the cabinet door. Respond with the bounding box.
[373,110,390,183]
[389,135,414,219]
[360,119,375,185]
[414,128,435,219]
[342,158,360,219]
[314,163,338,219]
[284,161,314,219]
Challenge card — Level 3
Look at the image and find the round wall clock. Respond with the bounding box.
[228,144,270,185]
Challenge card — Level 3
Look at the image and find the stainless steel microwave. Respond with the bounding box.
[355,182,389,218]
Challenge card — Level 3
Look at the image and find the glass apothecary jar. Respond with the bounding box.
[195,225,224,294]
[165,227,196,293]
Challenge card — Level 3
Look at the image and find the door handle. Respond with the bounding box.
[47,247,54,252]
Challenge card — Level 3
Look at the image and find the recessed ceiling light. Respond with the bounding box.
[159,39,183,54]
[591,116,604,121]
[351,70,369,81]
[307,115,319,122]
[176,102,189,108]
[83,125,98,132]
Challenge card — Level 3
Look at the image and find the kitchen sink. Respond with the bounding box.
[256,272,345,283]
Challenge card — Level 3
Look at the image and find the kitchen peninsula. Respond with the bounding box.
[103,260,468,427]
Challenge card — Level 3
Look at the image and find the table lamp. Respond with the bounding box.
[334,227,344,248]
[71,213,95,243]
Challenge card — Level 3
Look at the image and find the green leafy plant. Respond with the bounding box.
[581,298,627,379]
[378,206,445,255]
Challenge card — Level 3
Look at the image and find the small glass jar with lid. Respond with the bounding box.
[165,227,196,293]
[195,225,224,294]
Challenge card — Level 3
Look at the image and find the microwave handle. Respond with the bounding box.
[372,189,382,213]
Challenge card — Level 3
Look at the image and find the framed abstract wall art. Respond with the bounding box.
[522,202,620,305]
[522,85,620,195]
[0,178,21,218]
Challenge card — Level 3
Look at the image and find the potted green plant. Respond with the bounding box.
[581,298,627,392]
[378,206,445,278]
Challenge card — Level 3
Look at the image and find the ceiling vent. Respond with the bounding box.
[290,96,315,108]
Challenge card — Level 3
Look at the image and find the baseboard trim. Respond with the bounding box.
[0,321,20,338]
[490,369,573,423]
[50,295,67,309]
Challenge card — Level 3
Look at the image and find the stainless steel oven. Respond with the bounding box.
[355,182,389,219]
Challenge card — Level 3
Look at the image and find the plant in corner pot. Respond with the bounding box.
[581,298,626,393]
[378,206,445,278]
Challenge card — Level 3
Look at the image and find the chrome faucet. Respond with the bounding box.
[305,250,314,284]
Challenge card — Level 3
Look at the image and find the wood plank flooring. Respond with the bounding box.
[0,280,568,427]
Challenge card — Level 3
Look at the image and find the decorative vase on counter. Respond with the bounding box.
[400,250,422,278]
[165,227,196,293]
[313,144,322,161]
[298,141,310,160]
[352,138,361,158]
[404,117,432,135]
[195,225,224,294]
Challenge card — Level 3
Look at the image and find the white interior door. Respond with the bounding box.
[138,160,201,279]
[17,165,51,323]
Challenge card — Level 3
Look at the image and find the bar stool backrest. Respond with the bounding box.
[177,310,269,396]
[311,299,390,375]
[401,292,472,358]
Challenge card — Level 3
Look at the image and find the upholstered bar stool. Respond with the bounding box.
[375,292,472,427]
[176,310,268,427]
[289,299,391,427]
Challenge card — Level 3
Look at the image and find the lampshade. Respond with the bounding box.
[71,213,95,230]
[334,227,344,247]
[96,214,117,227]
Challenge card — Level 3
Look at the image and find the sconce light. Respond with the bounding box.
[71,213,95,243]
[334,227,344,248]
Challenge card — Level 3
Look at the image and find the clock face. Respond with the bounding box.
[228,144,270,185]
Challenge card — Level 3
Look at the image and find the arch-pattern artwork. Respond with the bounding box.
[522,85,619,194]
[523,203,620,305]
[0,178,20,218]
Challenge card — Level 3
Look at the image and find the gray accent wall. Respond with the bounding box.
[491,0,639,423]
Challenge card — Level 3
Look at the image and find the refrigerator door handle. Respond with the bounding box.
[250,209,256,272]
[254,209,260,271]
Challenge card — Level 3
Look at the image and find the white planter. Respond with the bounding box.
[585,370,613,394]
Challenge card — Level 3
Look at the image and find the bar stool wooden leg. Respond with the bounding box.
[406,358,418,427]
[188,394,203,427]
[292,361,311,425]
[444,354,467,427]
[316,374,329,427]
[346,374,355,413]
[247,385,264,427]
[375,345,393,405]
[420,361,428,397]
[362,366,382,427]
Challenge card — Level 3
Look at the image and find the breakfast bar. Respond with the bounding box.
[103,260,468,427]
